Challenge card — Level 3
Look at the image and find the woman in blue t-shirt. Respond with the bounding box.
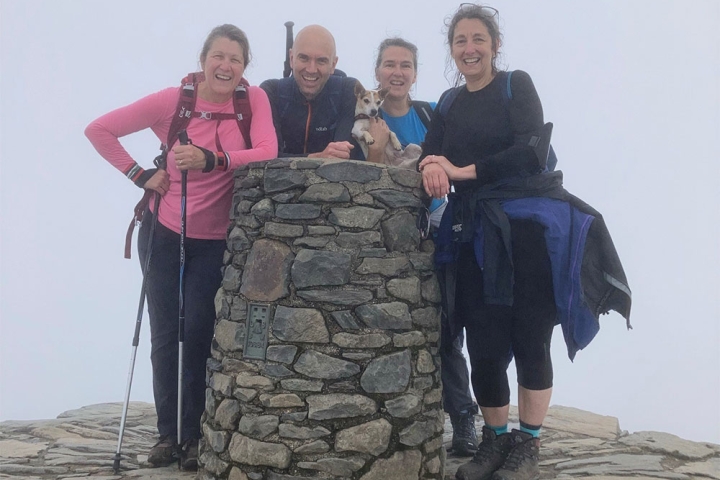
[374,36,479,457]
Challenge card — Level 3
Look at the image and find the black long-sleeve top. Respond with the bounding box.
[421,70,544,193]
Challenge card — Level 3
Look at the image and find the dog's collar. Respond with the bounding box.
[354,114,371,121]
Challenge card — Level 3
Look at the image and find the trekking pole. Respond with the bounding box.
[283,21,294,78]
[176,129,189,469]
[113,163,165,474]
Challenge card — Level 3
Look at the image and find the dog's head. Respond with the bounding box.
[354,81,388,118]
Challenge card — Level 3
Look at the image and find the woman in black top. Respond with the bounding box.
[420,5,552,480]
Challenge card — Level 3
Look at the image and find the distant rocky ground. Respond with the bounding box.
[0,402,718,479]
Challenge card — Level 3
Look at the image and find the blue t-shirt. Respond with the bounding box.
[381,102,437,147]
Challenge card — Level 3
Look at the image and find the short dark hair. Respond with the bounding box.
[200,24,251,67]
[375,37,419,72]
[445,3,503,84]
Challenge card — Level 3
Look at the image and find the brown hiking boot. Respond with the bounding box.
[455,426,513,480]
[148,434,177,466]
[491,430,540,480]
[180,438,199,471]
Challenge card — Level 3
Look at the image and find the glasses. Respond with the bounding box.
[458,3,499,18]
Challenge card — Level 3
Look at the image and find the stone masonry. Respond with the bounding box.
[199,158,444,479]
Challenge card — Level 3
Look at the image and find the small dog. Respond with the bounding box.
[351,81,403,163]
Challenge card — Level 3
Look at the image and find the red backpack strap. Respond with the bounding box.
[234,78,252,149]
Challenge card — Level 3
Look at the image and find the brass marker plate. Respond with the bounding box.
[243,303,271,361]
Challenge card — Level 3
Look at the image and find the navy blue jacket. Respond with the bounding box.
[260,75,363,160]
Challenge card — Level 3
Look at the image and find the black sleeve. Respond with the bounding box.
[474,70,545,182]
[418,89,453,165]
[336,78,365,160]
[259,79,289,156]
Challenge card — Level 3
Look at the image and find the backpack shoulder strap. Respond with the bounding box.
[233,78,252,149]
[437,86,463,119]
[162,72,199,165]
[411,101,433,130]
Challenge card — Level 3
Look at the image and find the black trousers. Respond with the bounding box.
[138,210,224,440]
[440,318,477,416]
[456,219,557,408]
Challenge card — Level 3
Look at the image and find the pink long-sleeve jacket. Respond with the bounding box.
[85,85,278,240]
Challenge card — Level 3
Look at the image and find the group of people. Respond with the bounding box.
[86,4,631,480]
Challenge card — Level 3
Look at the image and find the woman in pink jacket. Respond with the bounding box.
[85,24,277,469]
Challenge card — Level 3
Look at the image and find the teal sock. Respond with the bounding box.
[519,420,541,438]
[486,423,508,435]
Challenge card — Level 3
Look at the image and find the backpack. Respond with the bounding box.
[437,71,558,171]
[123,72,253,258]
[411,101,434,131]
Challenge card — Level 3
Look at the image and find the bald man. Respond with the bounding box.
[261,25,385,161]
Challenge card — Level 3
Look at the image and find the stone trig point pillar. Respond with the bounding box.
[198,158,444,480]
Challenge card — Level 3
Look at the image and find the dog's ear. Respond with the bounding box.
[354,80,365,97]
[378,87,390,100]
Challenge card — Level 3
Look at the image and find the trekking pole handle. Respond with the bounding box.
[283,21,294,78]
[178,130,189,146]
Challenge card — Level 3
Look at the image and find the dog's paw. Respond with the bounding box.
[363,133,376,145]
[390,133,402,151]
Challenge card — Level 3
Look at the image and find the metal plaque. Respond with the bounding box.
[243,303,271,361]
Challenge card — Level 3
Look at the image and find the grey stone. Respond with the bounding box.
[329,207,385,229]
[250,198,274,219]
[214,320,244,352]
[230,298,247,321]
[235,187,263,199]
[266,345,298,364]
[384,394,423,418]
[281,411,308,423]
[399,420,436,446]
[343,352,374,360]
[240,239,293,301]
[424,387,442,405]
[676,457,720,479]
[264,169,307,193]
[411,307,440,328]
[393,331,426,347]
[332,332,391,348]
[308,225,336,235]
[369,189,423,208]
[236,213,262,229]
[425,455,442,475]
[272,306,330,343]
[199,450,230,476]
[357,256,411,276]
[227,226,251,252]
[267,472,315,480]
[205,389,218,418]
[215,399,241,430]
[294,158,325,169]
[293,350,360,379]
[275,203,321,220]
[221,358,258,374]
[272,192,296,203]
[237,415,279,440]
[331,310,361,330]
[359,247,388,258]
[316,161,382,183]
[388,167,422,188]
[264,222,304,237]
[307,394,378,420]
[335,418,392,456]
[544,405,620,440]
[280,379,324,392]
[259,393,305,408]
[236,374,275,391]
[222,265,242,292]
[278,424,331,439]
[421,276,441,303]
[293,236,331,248]
[292,249,351,288]
[416,349,436,373]
[209,372,233,396]
[554,453,665,475]
[233,388,258,402]
[356,302,412,330]
[228,433,291,469]
[299,183,351,203]
[267,158,294,169]
[336,231,382,248]
[297,289,374,306]
[294,440,330,454]
[382,212,420,252]
[361,350,412,393]
[407,252,434,271]
[328,380,358,392]
[228,467,249,480]
[261,364,295,378]
[386,277,421,303]
[619,431,717,460]
[359,450,422,480]
[301,456,366,477]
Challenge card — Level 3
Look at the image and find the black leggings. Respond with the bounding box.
[456,219,557,408]
[138,210,225,440]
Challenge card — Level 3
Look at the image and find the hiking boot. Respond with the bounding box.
[455,426,513,480]
[491,430,540,480]
[180,438,199,471]
[148,434,177,467]
[450,410,479,456]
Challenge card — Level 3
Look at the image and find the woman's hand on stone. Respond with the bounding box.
[421,162,450,198]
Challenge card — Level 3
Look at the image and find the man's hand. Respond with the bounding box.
[421,162,450,198]
[308,141,354,159]
[365,118,391,163]
[144,169,170,196]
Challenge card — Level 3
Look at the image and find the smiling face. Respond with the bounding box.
[200,37,245,103]
[290,26,338,101]
[375,46,417,102]
[451,18,498,90]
